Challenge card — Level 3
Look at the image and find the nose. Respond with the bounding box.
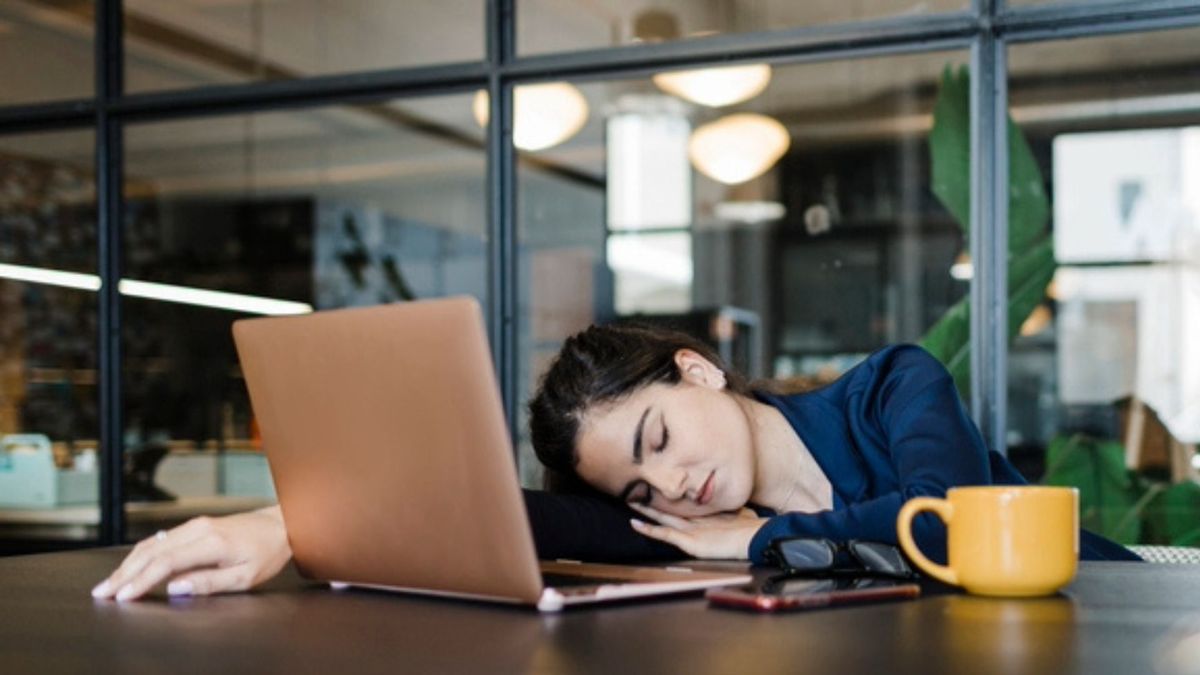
[643,464,688,502]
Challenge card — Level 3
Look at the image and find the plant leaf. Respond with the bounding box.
[929,64,971,237]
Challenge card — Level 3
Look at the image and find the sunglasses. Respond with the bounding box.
[763,537,917,581]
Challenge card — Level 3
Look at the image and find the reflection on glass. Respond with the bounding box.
[0,129,98,541]
[473,84,590,152]
[516,51,970,487]
[123,0,484,94]
[1007,28,1200,548]
[121,96,486,540]
[518,0,963,55]
[1007,0,1126,5]
[0,1,95,105]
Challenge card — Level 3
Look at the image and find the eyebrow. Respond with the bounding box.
[618,407,653,502]
[632,406,651,466]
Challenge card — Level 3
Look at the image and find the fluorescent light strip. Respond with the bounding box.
[118,280,312,315]
[0,263,312,316]
[0,263,102,291]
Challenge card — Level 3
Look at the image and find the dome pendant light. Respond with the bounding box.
[473,82,589,152]
[652,63,772,108]
[688,113,791,185]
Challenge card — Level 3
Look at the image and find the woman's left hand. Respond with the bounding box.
[628,503,767,559]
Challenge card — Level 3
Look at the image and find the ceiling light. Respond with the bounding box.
[0,262,311,315]
[0,263,100,291]
[653,64,772,108]
[688,113,790,185]
[473,82,589,152]
[118,279,312,315]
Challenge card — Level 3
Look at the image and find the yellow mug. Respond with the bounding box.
[896,486,1079,597]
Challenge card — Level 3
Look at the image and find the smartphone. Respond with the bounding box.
[706,576,920,612]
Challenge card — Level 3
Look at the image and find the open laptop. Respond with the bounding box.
[231,296,751,611]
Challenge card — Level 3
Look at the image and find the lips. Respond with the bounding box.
[696,471,715,506]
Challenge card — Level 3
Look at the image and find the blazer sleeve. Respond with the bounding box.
[747,349,990,565]
[523,488,684,562]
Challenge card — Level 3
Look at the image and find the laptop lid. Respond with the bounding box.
[232,297,544,604]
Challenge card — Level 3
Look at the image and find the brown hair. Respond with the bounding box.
[527,322,750,491]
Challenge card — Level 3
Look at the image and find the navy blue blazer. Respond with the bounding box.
[750,344,1139,564]
[522,344,1141,564]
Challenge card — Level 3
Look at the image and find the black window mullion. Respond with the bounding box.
[501,12,979,82]
[999,0,1200,43]
[487,0,519,452]
[969,4,1009,456]
[96,0,126,546]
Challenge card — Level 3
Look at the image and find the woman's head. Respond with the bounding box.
[528,323,757,517]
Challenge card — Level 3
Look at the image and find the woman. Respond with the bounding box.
[92,323,1138,602]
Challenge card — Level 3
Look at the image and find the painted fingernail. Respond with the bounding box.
[167,580,194,596]
[115,585,136,602]
[91,581,112,598]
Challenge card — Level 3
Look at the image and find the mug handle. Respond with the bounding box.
[896,497,959,586]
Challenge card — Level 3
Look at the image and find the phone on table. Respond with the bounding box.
[706,576,920,613]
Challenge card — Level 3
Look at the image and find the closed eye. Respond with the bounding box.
[654,422,669,453]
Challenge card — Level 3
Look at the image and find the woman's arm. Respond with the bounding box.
[92,505,293,601]
[747,355,988,564]
[93,488,686,602]
[523,488,684,561]
[629,348,991,563]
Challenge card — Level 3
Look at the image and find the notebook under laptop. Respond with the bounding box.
[231,296,751,611]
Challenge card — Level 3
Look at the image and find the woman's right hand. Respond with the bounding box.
[90,505,292,602]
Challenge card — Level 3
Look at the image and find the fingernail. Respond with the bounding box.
[91,581,111,598]
[630,518,645,529]
[115,585,136,602]
[167,580,194,596]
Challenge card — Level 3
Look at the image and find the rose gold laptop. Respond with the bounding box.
[231,297,750,611]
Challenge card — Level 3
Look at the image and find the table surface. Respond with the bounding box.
[3,550,1199,675]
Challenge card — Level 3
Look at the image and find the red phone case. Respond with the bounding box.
[706,582,921,612]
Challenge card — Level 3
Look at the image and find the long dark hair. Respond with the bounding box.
[528,322,750,492]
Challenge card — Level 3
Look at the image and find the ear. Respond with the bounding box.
[673,349,727,390]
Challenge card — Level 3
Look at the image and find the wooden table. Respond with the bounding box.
[2,550,1199,675]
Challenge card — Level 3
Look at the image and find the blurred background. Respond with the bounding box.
[0,0,1197,552]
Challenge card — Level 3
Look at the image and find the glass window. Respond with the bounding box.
[1007,0,1128,6]
[124,1,484,94]
[516,50,970,487]
[518,0,963,56]
[122,95,486,540]
[1007,27,1200,547]
[0,2,94,105]
[0,129,98,543]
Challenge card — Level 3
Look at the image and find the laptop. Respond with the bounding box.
[231,296,751,611]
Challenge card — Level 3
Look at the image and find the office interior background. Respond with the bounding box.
[0,0,1198,555]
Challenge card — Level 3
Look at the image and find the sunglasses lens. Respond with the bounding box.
[776,539,835,570]
[850,542,912,575]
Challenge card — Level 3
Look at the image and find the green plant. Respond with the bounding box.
[1144,480,1200,546]
[919,64,1056,393]
[920,65,1200,549]
[1040,434,1151,545]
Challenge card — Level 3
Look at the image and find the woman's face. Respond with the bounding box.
[572,350,757,518]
